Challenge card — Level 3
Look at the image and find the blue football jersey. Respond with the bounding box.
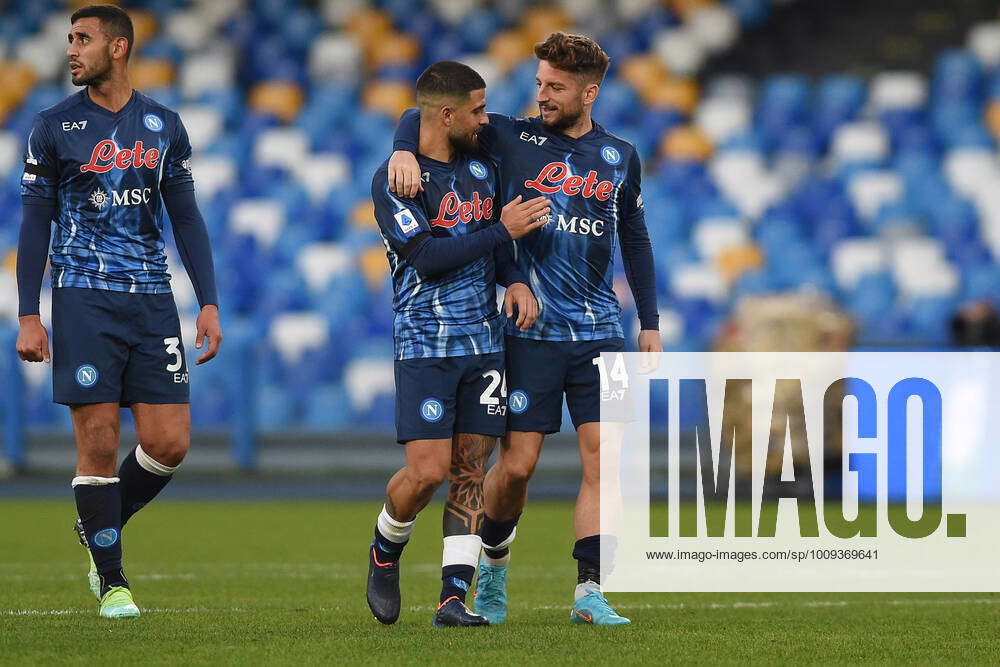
[372,152,505,360]
[20,90,194,293]
[476,113,646,342]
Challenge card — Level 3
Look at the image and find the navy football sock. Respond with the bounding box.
[480,513,520,560]
[73,477,127,595]
[440,564,475,604]
[118,446,175,527]
[373,527,407,560]
[573,535,601,585]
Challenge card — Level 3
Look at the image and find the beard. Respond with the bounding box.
[540,104,583,133]
[71,55,112,87]
[449,130,480,155]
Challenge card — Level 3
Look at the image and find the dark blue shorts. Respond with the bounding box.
[505,336,626,433]
[52,288,189,406]
[394,351,506,444]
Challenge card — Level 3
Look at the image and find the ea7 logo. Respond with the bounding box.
[62,120,88,131]
[519,131,547,146]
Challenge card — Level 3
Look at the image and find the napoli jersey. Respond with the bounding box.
[475,114,645,341]
[20,90,194,293]
[372,152,504,360]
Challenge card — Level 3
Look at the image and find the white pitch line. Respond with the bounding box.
[6,598,998,617]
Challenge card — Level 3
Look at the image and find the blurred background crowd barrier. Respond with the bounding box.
[2,0,1000,476]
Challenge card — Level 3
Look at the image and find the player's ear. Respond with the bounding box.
[111,36,128,61]
[583,82,599,105]
[440,105,454,126]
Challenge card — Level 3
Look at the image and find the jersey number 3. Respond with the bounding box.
[163,337,183,372]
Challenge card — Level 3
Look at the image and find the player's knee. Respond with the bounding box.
[502,456,538,485]
[410,460,448,494]
[140,436,188,468]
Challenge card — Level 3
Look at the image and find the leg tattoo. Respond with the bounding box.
[444,434,495,536]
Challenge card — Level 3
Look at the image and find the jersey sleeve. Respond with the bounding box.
[20,115,59,200]
[372,168,432,256]
[618,147,659,331]
[392,108,503,159]
[160,114,195,194]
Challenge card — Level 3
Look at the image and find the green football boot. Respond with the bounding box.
[99,586,140,619]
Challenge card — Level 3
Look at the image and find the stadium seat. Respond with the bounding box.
[296,243,353,295]
[255,127,310,171]
[230,199,286,249]
[344,357,395,416]
[268,311,330,366]
[968,21,1000,68]
[831,238,885,290]
[671,263,727,302]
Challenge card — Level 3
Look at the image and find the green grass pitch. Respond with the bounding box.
[1,499,997,664]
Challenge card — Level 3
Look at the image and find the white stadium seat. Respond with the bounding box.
[230,199,286,248]
[694,96,751,144]
[190,155,236,201]
[688,5,739,54]
[255,128,310,171]
[296,243,352,294]
[180,50,235,100]
[830,238,885,290]
[177,105,223,152]
[847,170,902,220]
[831,122,890,164]
[671,263,727,302]
[0,131,19,178]
[692,217,747,260]
[344,358,395,413]
[308,33,362,82]
[653,28,706,77]
[968,21,1000,68]
[292,153,351,203]
[891,238,959,297]
[269,312,330,365]
[869,71,927,111]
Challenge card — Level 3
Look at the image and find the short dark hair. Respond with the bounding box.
[415,61,486,109]
[534,32,610,85]
[70,4,134,61]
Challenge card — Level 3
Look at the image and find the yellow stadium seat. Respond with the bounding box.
[128,10,158,51]
[0,61,37,123]
[363,81,416,120]
[360,245,390,292]
[666,0,717,20]
[3,249,16,276]
[248,81,304,124]
[660,125,713,161]
[985,100,1000,139]
[130,59,175,89]
[351,201,377,230]
[369,32,420,70]
[521,6,572,44]
[345,9,393,55]
[618,55,669,94]
[716,244,764,284]
[69,0,119,9]
[489,30,534,73]
[644,76,699,114]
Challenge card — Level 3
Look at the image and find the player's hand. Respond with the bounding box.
[500,195,551,240]
[388,150,423,198]
[638,329,662,374]
[194,305,222,365]
[503,282,538,332]
[15,315,50,363]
